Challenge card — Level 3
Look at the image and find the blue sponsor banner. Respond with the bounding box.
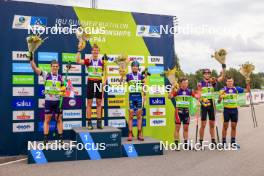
[12,98,34,109]
[148,66,164,74]
[30,16,47,26]
[38,85,45,96]
[12,63,33,73]
[149,97,165,105]
[38,52,58,61]
[38,121,56,132]
[133,118,146,127]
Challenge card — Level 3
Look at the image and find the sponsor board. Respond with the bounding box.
[74,87,82,96]
[12,63,33,73]
[107,76,122,85]
[13,111,34,120]
[63,109,82,119]
[38,64,51,72]
[108,119,126,128]
[107,65,120,74]
[148,56,164,64]
[38,121,56,132]
[63,121,82,130]
[12,51,28,61]
[13,122,34,132]
[108,98,126,106]
[13,87,34,96]
[148,76,164,85]
[90,108,105,118]
[149,97,165,105]
[128,55,145,64]
[148,66,164,74]
[149,85,165,95]
[38,99,45,108]
[12,15,31,29]
[150,118,166,127]
[62,53,77,63]
[12,98,34,109]
[38,52,58,61]
[64,76,82,85]
[104,55,118,63]
[136,25,161,38]
[13,75,34,85]
[62,64,81,74]
[108,86,125,95]
[149,108,166,116]
[108,108,126,117]
[63,98,82,109]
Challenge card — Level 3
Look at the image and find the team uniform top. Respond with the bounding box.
[221,86,244,109]
[126,72,144,93]
[173,88,196,109]
[41,71,63,101]
[84,58,104,81]
[198,80,217,100]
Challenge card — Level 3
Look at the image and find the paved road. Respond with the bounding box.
[0,104,263,176]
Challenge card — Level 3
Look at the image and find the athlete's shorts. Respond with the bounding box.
[129,93,142,111]
[201,99,215,121]
[45,100,61,114]
[87,80,102,99]
[223,108,238,122]
[175,108,190,125]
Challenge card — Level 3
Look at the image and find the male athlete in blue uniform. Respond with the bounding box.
[124,61,145,141]
[218,76,250,148]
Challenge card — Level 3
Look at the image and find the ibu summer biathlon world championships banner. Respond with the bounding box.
[0,1,177,155]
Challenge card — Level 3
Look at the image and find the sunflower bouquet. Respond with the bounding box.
[26,34,47,54]
[114,54,130,82]
[76,27,90,51]
[240,62,255,82]
[211,48,227,65]
[162,67,179,92]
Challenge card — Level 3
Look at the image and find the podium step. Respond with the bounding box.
[28,140,76,164]
[73,126,122,160]
[122,137,163,157]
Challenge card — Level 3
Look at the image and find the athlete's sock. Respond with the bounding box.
[211,138,216,144]
[222,138,226,144]
[199,139,203,145]
[44,134,48,145]
[231,137,236,144]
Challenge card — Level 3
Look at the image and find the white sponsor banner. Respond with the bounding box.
[63,121,82,130]
[150,118,166,127]
[107,65,120,74]
[62,64,82,74]
[108,108,126,117]
[128,66,145,73]
[13,111,34,120]
[64,76,82,85]
[74,87,82,96]
[108,119,126,128]
[63,109,82,119]
[38,76,44,85]
[148,56,164,64]
[108,86,125,95]
[86,120,105,127]
[13,122,34,132]
[149,85,165,95]
[12,15,31,29]
[128,55,145,64]
[108,76,122,85]
[149,108,166,116]
[13,87,34,96]
[12,51,28,61]
[38,99,45,108]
